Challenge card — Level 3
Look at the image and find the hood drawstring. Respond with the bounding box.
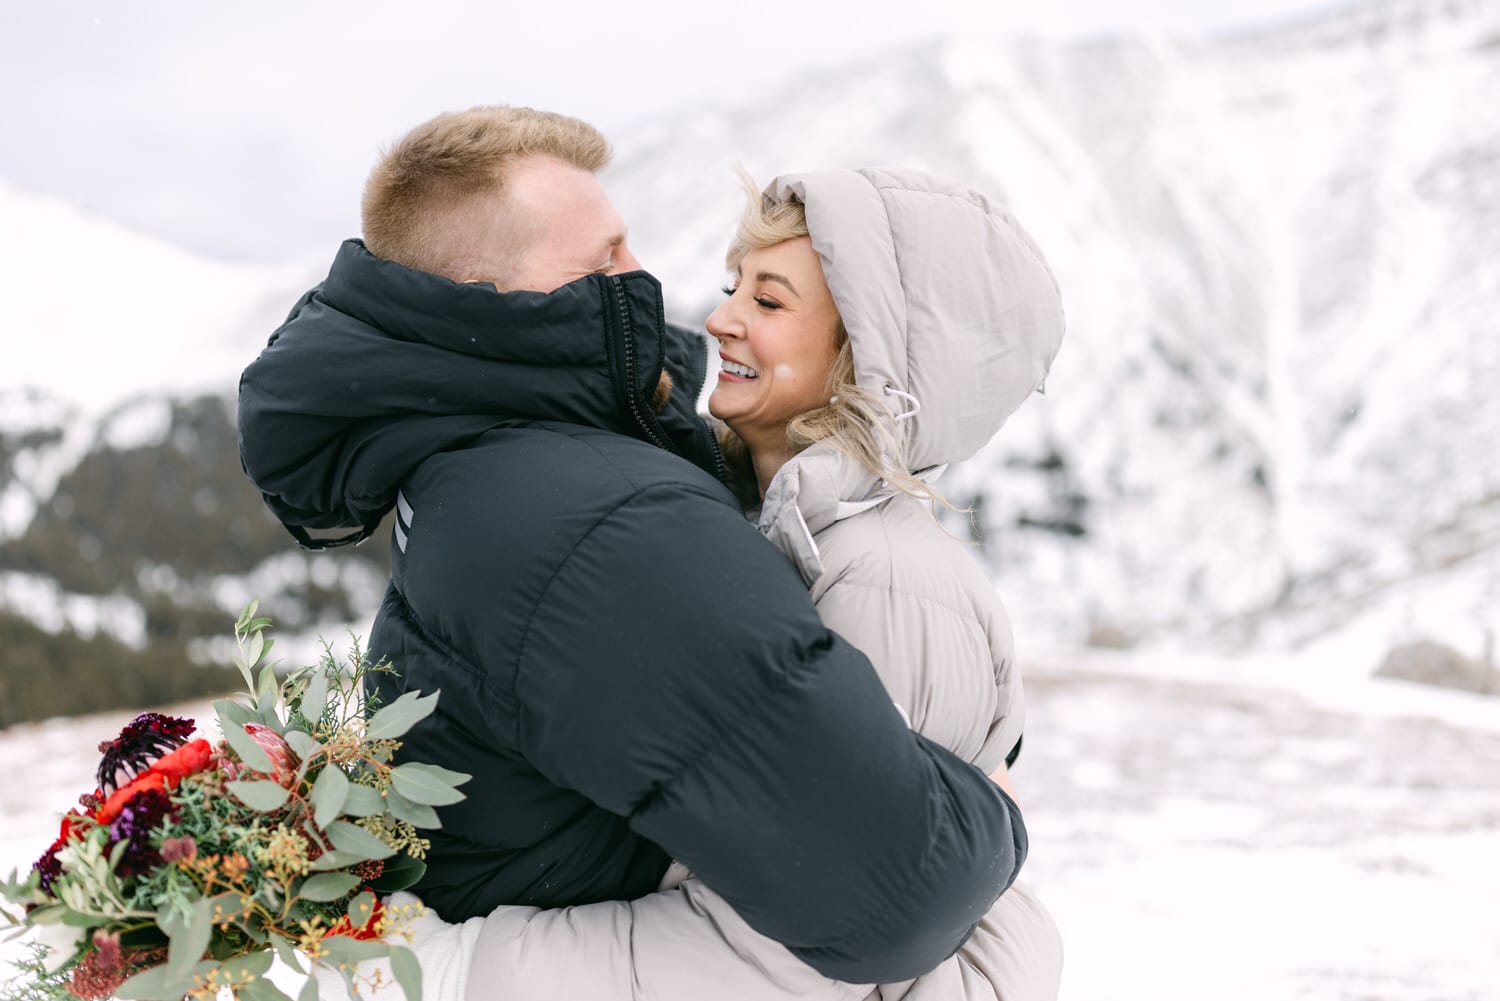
[883,385,922,422]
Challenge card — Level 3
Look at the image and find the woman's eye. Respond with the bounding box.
[720,285,738,297]
[755,296,783,310]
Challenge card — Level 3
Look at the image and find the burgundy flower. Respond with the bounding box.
[32,809,87,893]
[106,787,172,878]
[96,713,196,794]
[32,846,64,894]
[159,836,197,863]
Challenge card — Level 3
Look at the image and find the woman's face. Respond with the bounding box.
[706,237,842,447]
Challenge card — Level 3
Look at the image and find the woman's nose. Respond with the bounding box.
[705,300,739,340]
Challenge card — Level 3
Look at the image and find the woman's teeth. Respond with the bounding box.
[722,360,759,379]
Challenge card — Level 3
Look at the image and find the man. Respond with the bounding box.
[238,105,1026,985]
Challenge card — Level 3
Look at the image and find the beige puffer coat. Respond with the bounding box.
[306,168,1066,1001]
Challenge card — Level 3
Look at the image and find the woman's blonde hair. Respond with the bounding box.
[722,166,955,511]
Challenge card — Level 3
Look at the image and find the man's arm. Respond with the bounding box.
[506,485,1026,983]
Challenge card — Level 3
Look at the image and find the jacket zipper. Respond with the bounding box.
[609,275,672,453]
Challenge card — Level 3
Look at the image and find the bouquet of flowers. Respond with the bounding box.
[0,603,469,1001]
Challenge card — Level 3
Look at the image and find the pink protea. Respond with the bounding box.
[221,724,299,786]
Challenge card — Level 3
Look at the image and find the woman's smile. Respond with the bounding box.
[705,236,841,453]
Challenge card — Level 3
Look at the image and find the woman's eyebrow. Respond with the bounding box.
[756,271,800,297]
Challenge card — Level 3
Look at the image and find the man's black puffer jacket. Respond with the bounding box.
[237,240,1026,983]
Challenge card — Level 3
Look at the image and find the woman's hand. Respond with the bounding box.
[989,762,1020,810]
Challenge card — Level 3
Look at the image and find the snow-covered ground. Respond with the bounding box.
[2,658,1496,1001]
[1016,658,1500,1001]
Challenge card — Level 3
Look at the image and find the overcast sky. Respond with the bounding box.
[1,0,1343,265]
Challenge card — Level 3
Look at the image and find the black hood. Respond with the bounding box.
[238,239,721,548]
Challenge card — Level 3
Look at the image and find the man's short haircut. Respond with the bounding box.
[362,105,612,281]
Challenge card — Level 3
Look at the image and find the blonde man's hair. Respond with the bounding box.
[362,105,611,282]
[720,167,956,512]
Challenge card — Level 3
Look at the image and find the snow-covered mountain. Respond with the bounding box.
[2,0,1497,725]
[607,0,1500,661]
[0,183,384,725]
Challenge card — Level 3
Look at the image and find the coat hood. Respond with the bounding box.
[759,168,1065,583]
[239,240,718,548]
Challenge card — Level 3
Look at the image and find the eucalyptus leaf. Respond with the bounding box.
[366,853,426,894]
[248,628,266,670]
[234,657,257,693]
[311,765,351,830]
[384,788,440,829]
[206,891,252,925]
[214,697,257,729]
[389,762,468,806]
[307,849,366,872]
[363,690,439,742]
[155,900,189,938]
[238,599,261,632]
[270,932,305,975]
[326,820,396,860]
[256,662,282,717]
[61,908,100,928]
[320,935,390,965]
[113,962,173,1000]
[342,784,387,817]
[227,780,291,812]
[296,872,361,902]
[24,903,64,925]
[225,722,275,773]
[345,890,377,929]
[297,975,320,1001]
[166,896,213,984]
[301,669,330,725]
[236,975,295,1001]
[217,949,275,981]
[389,944,423,1001]
[284,729,320,760]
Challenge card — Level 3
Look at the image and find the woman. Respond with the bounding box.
[310,166,1065,1001]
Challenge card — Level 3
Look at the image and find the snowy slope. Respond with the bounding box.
[0,179,310,413]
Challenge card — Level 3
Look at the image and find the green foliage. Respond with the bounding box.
[0,943,72,1001]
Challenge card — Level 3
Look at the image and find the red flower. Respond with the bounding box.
[96,772,167,825]
[150,738,213,781]
[94,738,212,824]
[324,899,385,941]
